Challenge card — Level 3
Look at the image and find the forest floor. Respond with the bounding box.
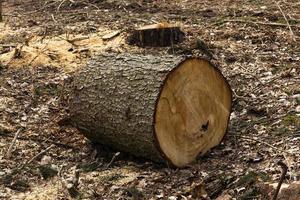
[0,0,300,199]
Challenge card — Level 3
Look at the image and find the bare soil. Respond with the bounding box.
[0,0,299,199]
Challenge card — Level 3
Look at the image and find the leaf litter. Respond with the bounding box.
[0,0,299,199]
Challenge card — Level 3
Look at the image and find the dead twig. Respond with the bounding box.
[81,0,100,10]
[232,89,248,100]
[0,132,77,150]
[51,14,58,23]
[1,145,55,189]
[223,19,300,28]
[3,145,54,177]
[106,152,120,168]
[240,136,279,151]
[6,129,22,159]
[272,161,288,200]
[26,144,54,165]
[275,1,296,42]
[239,135,296,156]
[57,0,67,12]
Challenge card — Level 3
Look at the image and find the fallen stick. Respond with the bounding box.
[57,0,67,12]
[275,1,296,41]
[272,161,288,200]
[0,132,77,150]
[223,19,300,28]
[106,152,120,168]
[26,144,54,165]
[239,135,295,156]
[6,129,22,159]
[51,14,58,23]
[3,144,55,181]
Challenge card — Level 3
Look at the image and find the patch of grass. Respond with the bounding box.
[9,179,30,192]
[68,186,81,199]
[38,165,58,180]
[0,63,6,73]
[240,16,257,21]
[125,186,144,200]
[0,173,13,185]
[235,171,270,200]
[214,18,227,26]
[283,83,299,96]
[99,173,124,183]
[274,18,286,24]
[236,172,257,187]
[34,83,59,96]
[235,171,270,188]
[288,19,300,25]
[240,187,261,200]
[282,114,300,128]
[276,126,290,136]
[78,162,100,172]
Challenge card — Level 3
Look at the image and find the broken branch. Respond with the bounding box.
[275,1,296,41]
[272,161,288,200]
[6,129,22,159]
[26,144,55,165]
[223,19,300,28]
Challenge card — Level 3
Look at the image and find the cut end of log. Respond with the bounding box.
[127,23,185,47]
[68,53,232,167]
[154,58,232,167]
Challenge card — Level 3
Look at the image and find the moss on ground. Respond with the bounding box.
[282,114,300,128]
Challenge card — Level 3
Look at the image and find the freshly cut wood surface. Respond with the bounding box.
[155,59,232,166]
[68,53,232,167]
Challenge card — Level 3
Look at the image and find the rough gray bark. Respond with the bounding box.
[69,53,184,163]
[127,25,185,47]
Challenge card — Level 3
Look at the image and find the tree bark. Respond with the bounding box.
[67,53,232,167]
[127,23,185,47]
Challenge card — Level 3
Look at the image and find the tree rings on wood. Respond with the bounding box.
[154,58,232,166]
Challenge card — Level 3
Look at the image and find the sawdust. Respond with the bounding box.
[96,167,139,186]
[0,23,125,72]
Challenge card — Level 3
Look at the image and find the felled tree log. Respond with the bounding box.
[68,53,232,167]
[127,23,185,47]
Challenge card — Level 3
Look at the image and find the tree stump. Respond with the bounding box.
[127,23,185,47]
[68,53,232,167]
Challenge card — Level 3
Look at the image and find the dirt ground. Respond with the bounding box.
[0,0,299,199]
